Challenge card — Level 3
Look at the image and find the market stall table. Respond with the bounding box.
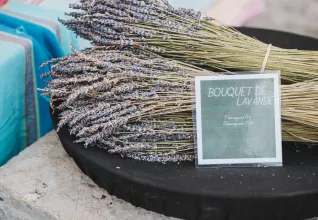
[51,28,318,220]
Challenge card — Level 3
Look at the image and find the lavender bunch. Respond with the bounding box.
[42,47,318,163]
[59,0,318,83]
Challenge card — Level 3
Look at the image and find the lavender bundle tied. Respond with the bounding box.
[41,47,318,163]
[60,0,318,83]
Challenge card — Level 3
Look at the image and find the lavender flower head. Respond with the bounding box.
[41,47,208,163]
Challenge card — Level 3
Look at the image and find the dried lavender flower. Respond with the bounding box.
[42,47,318,163]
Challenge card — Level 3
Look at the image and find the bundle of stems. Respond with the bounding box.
[60,0,318,83]
[41,47,318,162]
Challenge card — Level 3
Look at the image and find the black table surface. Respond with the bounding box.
[51,28,318,220]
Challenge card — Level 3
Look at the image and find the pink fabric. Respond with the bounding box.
[30,0,44,5]
[0,0,8,7]
[13,0,44,5]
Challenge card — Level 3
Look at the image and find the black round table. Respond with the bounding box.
[51,28,318,220]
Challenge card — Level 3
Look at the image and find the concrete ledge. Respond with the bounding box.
[0,187,55,220]
[1,131,317,220]
[0,131,177,220]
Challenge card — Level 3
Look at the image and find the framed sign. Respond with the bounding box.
[195,72,282,167]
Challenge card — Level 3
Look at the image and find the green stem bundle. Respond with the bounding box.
[41,47,318,162]
[61,0,318,83]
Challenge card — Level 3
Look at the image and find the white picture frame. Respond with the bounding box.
[195,72,282,166]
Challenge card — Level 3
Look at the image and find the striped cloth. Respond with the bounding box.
[0,0,79,55]
[0,24,52,165]
[0,0,79,165]
[16,0,92,50]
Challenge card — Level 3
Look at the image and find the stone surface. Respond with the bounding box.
[1,131,317,220]
[0,131,178,220]
[0,187,55,220]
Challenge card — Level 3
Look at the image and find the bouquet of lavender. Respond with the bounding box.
[60,0,318,83]
[42,47,318,163]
